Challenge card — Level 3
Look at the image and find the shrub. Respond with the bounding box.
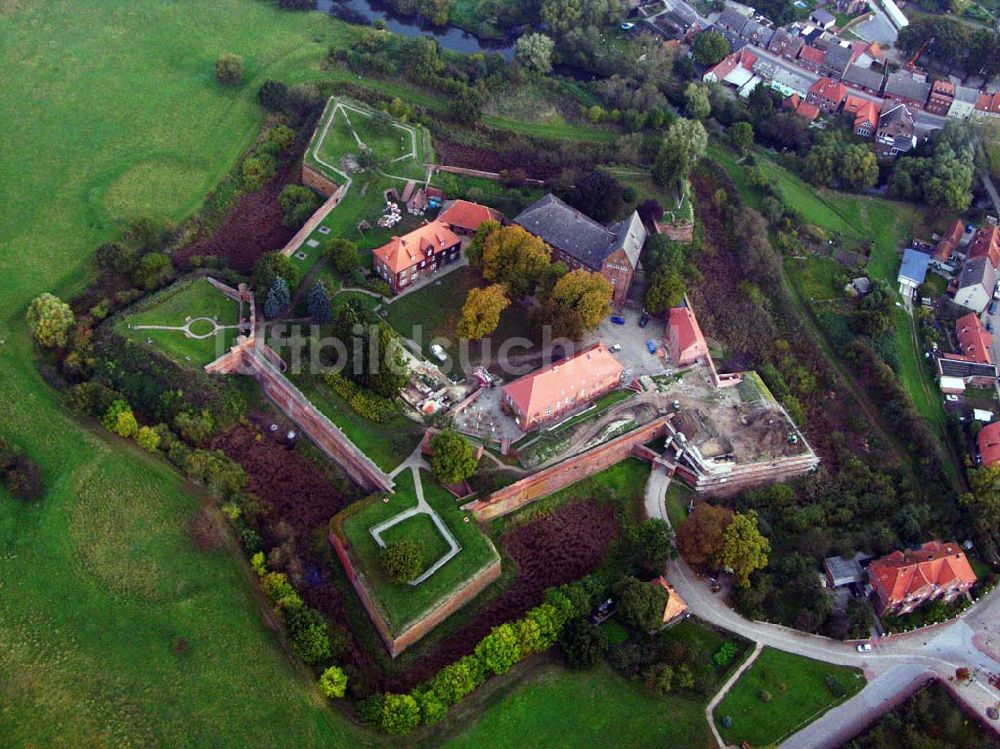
[413,688,447,725]
[759,689,772,702]
[0,437,43,501]
[644,663,674,694]
[135,425,161,452]
[429,430,479,485]
[242,153,277,190]
[326,238,361,274]
[278,184,320,228]
[559,617,607,669]
[381,539,423,583]
[318,666,348,699]
[258,79,290,112]
[102,400,132,432]
[322,372,399,423]
[475,623,521,676]
[380,693,420,735]
[713,641,738,667]
[173,410,216,447]
[112,408,139,439]
[430,660,476,705]
[26,293,75,348]
[132,252,173,290]
[824,673,846,698]
[265,124,296,152]
[215,53,244,85]
[183,449,246,497]
[284,605,332,664]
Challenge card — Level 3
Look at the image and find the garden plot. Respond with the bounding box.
[120,278,241,367]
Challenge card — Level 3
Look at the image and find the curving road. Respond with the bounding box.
[644,467,1000,747]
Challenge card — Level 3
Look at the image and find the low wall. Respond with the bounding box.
[464,416,671,521]
[330,530,501,657]
[425,163,546,186]
[280,182,348,257]
[302,163,339,197]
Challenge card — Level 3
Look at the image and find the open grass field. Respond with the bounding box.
[294,375,423,472]
[0,2,394,746]
[121,277,240,366]
[665,481,693,530]
[381,511,453,570]
[338,469,500,634]
[438,662,712,749]
[714,647,865,747]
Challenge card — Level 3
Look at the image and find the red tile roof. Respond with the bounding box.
[667,306,708,364]
[798,45,826,66]
[956,312,993,364]
[850,98,879,130]
[795,101,821,121]
[968,225,1000,268]
[783,93,802,111]
[869,541,977,608]
[437,199,502,233]
[502,343,623,427]
[372,221,461,274]
[809,77,848,105]
[976,91,1000,115]
[979,421,1000,466]
[934,219,965,261]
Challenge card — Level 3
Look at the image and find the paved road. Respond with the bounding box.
[643,471,1000,746]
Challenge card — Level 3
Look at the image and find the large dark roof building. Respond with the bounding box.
[513,194,646,307]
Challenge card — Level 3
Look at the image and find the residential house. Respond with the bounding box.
[897,248,929,297]
[753,57,813,98]
[933,219,965,263]
[738,17,774,48]
[874,103,916,158]
[820,43,855,80]
[952,312,993,363]
[807,77,848,114]
[868,541,976,617]
[666,304,709,366]
[883,72,931,110]
[854,41,886,69]
[954,256,997,313]
[948,86,979,120]
[836,0,867,12]
[842,64,885,96]
[793,99,821,122]
[925,80,956,116]
[937,355,998,386]
[513,194,646,307]
[967,225,1000,268]
[845,95,879,137]
[766,28,804,61]
[703,48,757,87]
[714,7,751,48]
[810,8,836,29]
[979,421,1000,465]
[797,45,826,74]
[372,221,462,292]
[653,576,688,625]
[501,343,624,431]
[974,91,1000,120]
[436,199,503,236]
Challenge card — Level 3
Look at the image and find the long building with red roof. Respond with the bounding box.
[967,224,1000,268]
[868,541,977,617]
[954,312,993,364]
[372,221,462,292]
[436,199,503,236]
[666,305,709,366]
[502,343,623,431]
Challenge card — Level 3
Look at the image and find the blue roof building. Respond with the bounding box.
[897,248,930,296]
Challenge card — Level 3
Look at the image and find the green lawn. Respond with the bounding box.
[786,256,848,303]
[665,481,692,530]
[337,469,500,634]
[121,277,240,366]
[294,376,423,472]
[439,663,711,749]
[0,2,383,745]
[381,512,453,572]
[715,647,865,747]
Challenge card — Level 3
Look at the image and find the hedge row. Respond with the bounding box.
[322,372,399,423]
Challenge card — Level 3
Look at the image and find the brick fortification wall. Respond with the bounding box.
[464,416,671,521]
[302,163,339,197]
[330,531,501,657]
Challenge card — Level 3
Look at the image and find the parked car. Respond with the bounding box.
[946,394,959,402]
[638,313,649,328]
[610,315,626,325]
[989,301,997,315]
[988,322,995,333]
[429,344,448,362]
[856,643,873,653]
[646,339,658,354]
[609,343,622,352]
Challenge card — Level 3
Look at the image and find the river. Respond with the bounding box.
[316,0,515,59]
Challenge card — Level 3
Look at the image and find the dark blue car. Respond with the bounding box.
[610,315,626,325]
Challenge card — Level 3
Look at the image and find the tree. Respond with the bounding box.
[676,503,733,565]
[731,121,754,153]
[132,252,173,290]
[964,464,1000,538]
[457,284,510,340]
[241,152,277,190]
[644,663,674,694]
[278,184,319,228]
[111,408,139,439]
[567,170,623,223]
[691,30,730,67]
[684,83,711,121]
[358,324,408,399]
[258,79,290,112]
[716,511,770,588]
[307,282,332,324]
[215,53,244,86]
[264,278,291,319]
[465,220,500,269]
[475,622,521,675]
[174,409,215,446]
[429,430,480,485]
[326,238,360,275]
[644,265,686,315]
[515,33,555,74]
[253,251,300,291]
[550,269,613,330]
[839,144,878,191]
[135,426,161,452]
[380,693,420,735]
[430,660,476,705]
[559,617,607,668]
[381,539,423,583]
[414,688,447,725]
[284,605,332,664]
[852,279,896,338]
[624,518,675,571]
[617,576,668,632]
[481,225,552,296]
[94,242,135,274]
[183,449,247,497]
[318,666,348,699]
[653,118,707,186]
[26,293,75,348]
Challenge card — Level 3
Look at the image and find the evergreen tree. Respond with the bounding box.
[264,278,290,319]
[307,282,331,323]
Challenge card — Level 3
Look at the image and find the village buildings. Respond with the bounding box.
[874,103,916,159]
[868,541,977,617]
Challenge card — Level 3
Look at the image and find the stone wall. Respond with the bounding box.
[330,530,501,657]
[463,416,672,521]
[302,163,339,197]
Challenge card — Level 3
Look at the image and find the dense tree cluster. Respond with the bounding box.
[803,133,879,192]
[889,122,976,213]
[897,16,1000,81]
[429,430,479,485]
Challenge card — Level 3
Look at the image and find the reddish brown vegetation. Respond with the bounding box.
[174,159,299,274]
[384,500,617,692]
[189,503,225,551]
